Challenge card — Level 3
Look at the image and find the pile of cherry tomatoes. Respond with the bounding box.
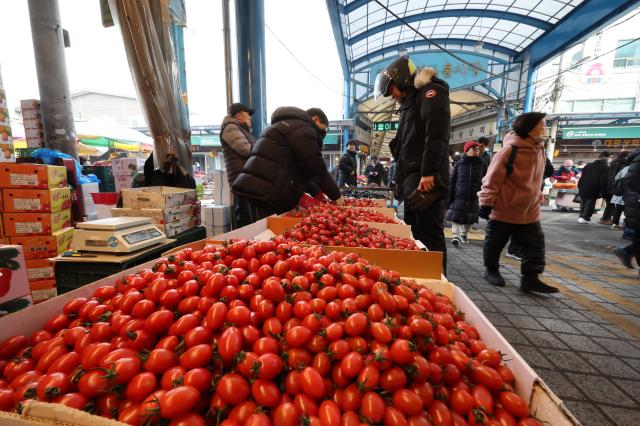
[0,241,541,426]
[285,205,398,224]
[343,198,381,207]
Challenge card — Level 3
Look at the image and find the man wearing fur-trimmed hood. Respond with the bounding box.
[376,57,451,272]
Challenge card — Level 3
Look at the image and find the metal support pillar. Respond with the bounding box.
[343,77,351,150]
[222,0,233,108]
[171,22,190,138]
[523,65,537,113]
[235,0,266,138]
[27,0,78,158]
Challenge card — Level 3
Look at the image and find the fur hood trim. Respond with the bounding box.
[414,67,438,89]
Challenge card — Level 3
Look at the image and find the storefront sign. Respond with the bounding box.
[562,126,640,140]
[372,121,399,132]
[450,120,495,145]
[355,127,372,145]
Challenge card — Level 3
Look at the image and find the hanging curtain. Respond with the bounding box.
[108,0,194,187]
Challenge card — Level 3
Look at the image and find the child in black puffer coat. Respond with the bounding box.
[447,141,486,246]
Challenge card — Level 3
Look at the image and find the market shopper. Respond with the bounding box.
[337,141,358,187]
[232,107,344,221]
[577,151,610,224]
[600,151,629,224]
[376,57,450,272]
[447,141,485,247]
[220,103,257,227]
[615,149,640,270]
[552,159,580,182]
[610,165,629,230]
[477,136,492,171]
[365,155,385,186]
[478,112,558,293]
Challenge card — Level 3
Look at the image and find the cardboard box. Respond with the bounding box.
[20,99,40,109]
[26,138,45,148]
[111,158,145,176]
[2,209,71,236]
[25,259,55,281]
[21,108,41,120]
[0,245,30,305]
[25,128,43,139]
[163,216,195,237]
[23,118,43,129]
[203,204,233,227]
[0,141,14,162]
[210,224,232,237]
[121,186,197,210]
[114,175,133,192]
[10,227,74,259]
[2,187,71,213]
[277,215,412,239]
[29,280,57,304]
[0,163,68,189]
[211,170,232,205]
[112,203,198,225]
[0,294,33,317]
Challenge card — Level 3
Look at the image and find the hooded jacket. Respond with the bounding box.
[623,149,640,229]
[232,107,340,213]
[337,150,357,187]
[578,158,609,199]
[478,131,546,224]
[394,68,451,201]
[447,155,485,224]
[220,116,256,186]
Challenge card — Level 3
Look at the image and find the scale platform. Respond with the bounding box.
[71,217,166,253]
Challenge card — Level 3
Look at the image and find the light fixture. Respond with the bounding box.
[473,41,483,52]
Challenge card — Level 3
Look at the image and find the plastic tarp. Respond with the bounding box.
[107,0,192,177]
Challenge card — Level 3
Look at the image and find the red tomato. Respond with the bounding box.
[78,370,110,398]
[180,344,212,369]
[219,327,243,363]
[299,367,325,399]
[285,326,312,347]
[144,348,178,374]
[392,389,423,416]
[53,392,89,411]
[429,400,453,426]
[126,372,157,402]
[159,385,199,419]
[217,373,250,405]
[144,310,175,335]
[500,391,529,418]
[384,406,408,426]
[471,385,495,414]
[344,313,367,336]
[273,402,298,426]
[319,400,342,426]
[471,365,504,391]
[451,388,474,415]
[251,379,281,407]
[361,392,385,422]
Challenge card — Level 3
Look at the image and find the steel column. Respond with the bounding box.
[235,0,267,138]
[27,0,78,158]
[222,0,233,108]
[524,66,537,113]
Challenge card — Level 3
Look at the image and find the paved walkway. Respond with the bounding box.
[446,210,640,426]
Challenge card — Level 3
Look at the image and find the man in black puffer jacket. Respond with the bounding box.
[232,107,343,222]
[376,57,451,272]
[577,151,610,223]
[337,141,358,187]
[615,149,640,271]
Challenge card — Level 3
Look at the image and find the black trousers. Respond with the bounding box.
[247,199,277,224]
[622,228,640,265]
[404,199,447,275]
[612,204,624,226]
[235,195,252,228]
[601,199,614,221]
[579,198,597,221]
[484,220,545,276]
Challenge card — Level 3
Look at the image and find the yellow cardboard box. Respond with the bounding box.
[2,209,71,236]
[0,163,67,189]
[2,187,71,212]
[10,227,74,259]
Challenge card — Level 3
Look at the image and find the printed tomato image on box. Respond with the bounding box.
[2,209,71,236]
[1,187,71,212]
[0,245,29,305]
[0,163,67,189]
[9,227,74,259]
[25,259,54,281]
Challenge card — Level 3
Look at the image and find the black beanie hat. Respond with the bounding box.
[512,112,546,138]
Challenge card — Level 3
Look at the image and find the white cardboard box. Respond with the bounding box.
[111,158,145,176]
[209,224,232,237]
[121,186,197,210]
[212,170,232,205]
[203,204,233,227]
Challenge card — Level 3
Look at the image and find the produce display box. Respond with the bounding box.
[343,205,397,218]
[25,259,55,282]
[9,227,74,259]
[0,244,578,425]
[275,215,413,239]
[111,203,199,225]
[28,279,57,304]
[0,245,30,305]
[0,164,67,189]
[2,209,71,236]
[1,187,71,213]
[121,186,197,210]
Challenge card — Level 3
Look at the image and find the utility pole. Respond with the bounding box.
[222,0,233,108]
[27,0,78,159]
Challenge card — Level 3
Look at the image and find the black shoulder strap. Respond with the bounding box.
[506,146,518,176]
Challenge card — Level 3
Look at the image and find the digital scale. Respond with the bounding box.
[71,217,166,253]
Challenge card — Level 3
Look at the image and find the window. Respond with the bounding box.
[560,98,635,112]
[559,100,574,112]
[614,39,640,68]
[603,98,635,112]
[573,99,603,112]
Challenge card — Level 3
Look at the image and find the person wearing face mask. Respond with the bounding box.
[221,103,257,227]
[375,57,450,273]
[365,155,385,186]
[337,141,358,187]
[232,107,344,222]
[478,112,558,294]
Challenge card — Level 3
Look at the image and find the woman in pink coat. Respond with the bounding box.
[477,112,558,294]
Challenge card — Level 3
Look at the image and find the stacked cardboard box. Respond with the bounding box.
[20,99,44,149]
[0,86,13,162]
[115,186,200,237]
[201,200,232,237]
[0,163,73,303]
[112,157,145,193]
[211,170,232,205]
[0,245,33,316]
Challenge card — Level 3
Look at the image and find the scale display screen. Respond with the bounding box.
[123,228,162,245]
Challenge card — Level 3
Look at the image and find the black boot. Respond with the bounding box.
[521,274,559,294]
[484,269,505,287]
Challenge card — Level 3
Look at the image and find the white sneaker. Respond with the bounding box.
[578,218,588,224]
[451,237,461,248]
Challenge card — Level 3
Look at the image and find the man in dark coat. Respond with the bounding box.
[376,57,450,272]
[477,136,492,173]
[337,141,358,187]
[577,151,610,223]
[447,141,485,246]
[220,103,257,227]
[615,149,640,270]
[600,151,629,224]
[232,107,343,222]
[364,155,385,186]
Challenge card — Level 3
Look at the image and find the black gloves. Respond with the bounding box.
[478,206,493,220]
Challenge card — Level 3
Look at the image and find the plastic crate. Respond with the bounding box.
[82,165,115,193]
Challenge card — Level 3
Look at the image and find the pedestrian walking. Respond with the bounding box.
[337,141,358,187]
[477,136,492,172]
[447,141,485,247]
[610,165,629,229]
[478,112,558,293]
[615,149,640,271]
[577,151,610,223]
[600,151,629,224]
